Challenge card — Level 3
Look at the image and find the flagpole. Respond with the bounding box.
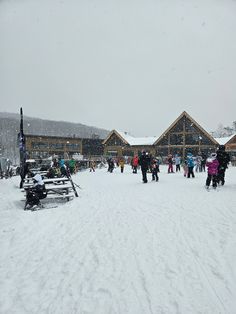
[19,107,26,188]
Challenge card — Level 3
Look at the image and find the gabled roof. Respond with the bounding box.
[214,133,236,145]
[102,130,130,145]
[103,130,158,146]
[153,111,219,145]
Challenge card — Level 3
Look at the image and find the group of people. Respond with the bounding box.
[23,145,231,208]
[138,151,158,183]
[136,150,197,183]
[106,145,231,189]
[107,153,160,183]
[167,153,207,176]
[107,157,131,173]
[49,157,76,177]
[183,147,230,188]
[205,145,230,189]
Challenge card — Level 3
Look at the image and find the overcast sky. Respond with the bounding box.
[0,0,236,136]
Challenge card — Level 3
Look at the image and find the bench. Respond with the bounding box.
[22,177,76,202]
[24,177,70,186]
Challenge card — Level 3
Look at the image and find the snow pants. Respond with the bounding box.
[206,174,217,188]
[217,168,226,185]
[176,164,181,172]
[141,168,148,183]
[152,170,159,181]
[168,164,174,173]
[187,166,195,178]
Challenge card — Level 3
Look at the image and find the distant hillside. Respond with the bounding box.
[0,112,110,163]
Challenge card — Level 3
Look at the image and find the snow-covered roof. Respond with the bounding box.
[117,131,158,146]
[214,134,236,145]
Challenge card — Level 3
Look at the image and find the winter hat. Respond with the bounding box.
[33,174,44,185]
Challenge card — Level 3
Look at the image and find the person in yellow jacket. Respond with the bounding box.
[89,160,96,172]
[119,158,125,173]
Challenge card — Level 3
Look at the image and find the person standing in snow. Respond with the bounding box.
[107,158,115,173]
[205,153,219,189]
[19,161,30,188]
[132,155,139,173]
[167,154,174,173]
[195,154,202,172]
[216,145,230,186]
[187,152,195,178]
[151,159,159,182]
[200,153,206,172]
[69,158,76,174]
[89,160,96,172]
[138,151,150,183]
[119,157,125,173]
[174,154,181,172]
[58,158,67,176]
[182,158,188,177]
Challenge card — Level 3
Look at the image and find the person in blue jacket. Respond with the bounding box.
[187,152,195,178]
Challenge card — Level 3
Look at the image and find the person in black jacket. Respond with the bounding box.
[138,151,150,183]
[216,145,230,185]
[25,174,47,209]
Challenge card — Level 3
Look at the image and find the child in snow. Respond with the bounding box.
[205,153,219,189]
[195,154,202,172]
[174,154,181,172]
[187,153,195,178]
[151,159,159,182]
[182,159,188,177]
[132,155,139,173]
[167,154,174,173]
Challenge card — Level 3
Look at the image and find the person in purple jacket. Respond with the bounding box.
[205,153,219,189]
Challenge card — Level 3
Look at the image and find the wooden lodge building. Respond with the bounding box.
[103,130,158,157]
[103,111,219,158]
[153,111,219,157]
[25,134,104,160]
[24,112,234,161]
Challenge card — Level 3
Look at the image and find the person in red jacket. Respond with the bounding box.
[132,155,139,174]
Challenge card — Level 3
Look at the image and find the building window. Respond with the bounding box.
[49,143,64,150]
[32,142,49,149]
[107,151,118,156]
[66,143,80,150]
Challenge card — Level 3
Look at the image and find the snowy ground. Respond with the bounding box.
[0,165,236,314]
